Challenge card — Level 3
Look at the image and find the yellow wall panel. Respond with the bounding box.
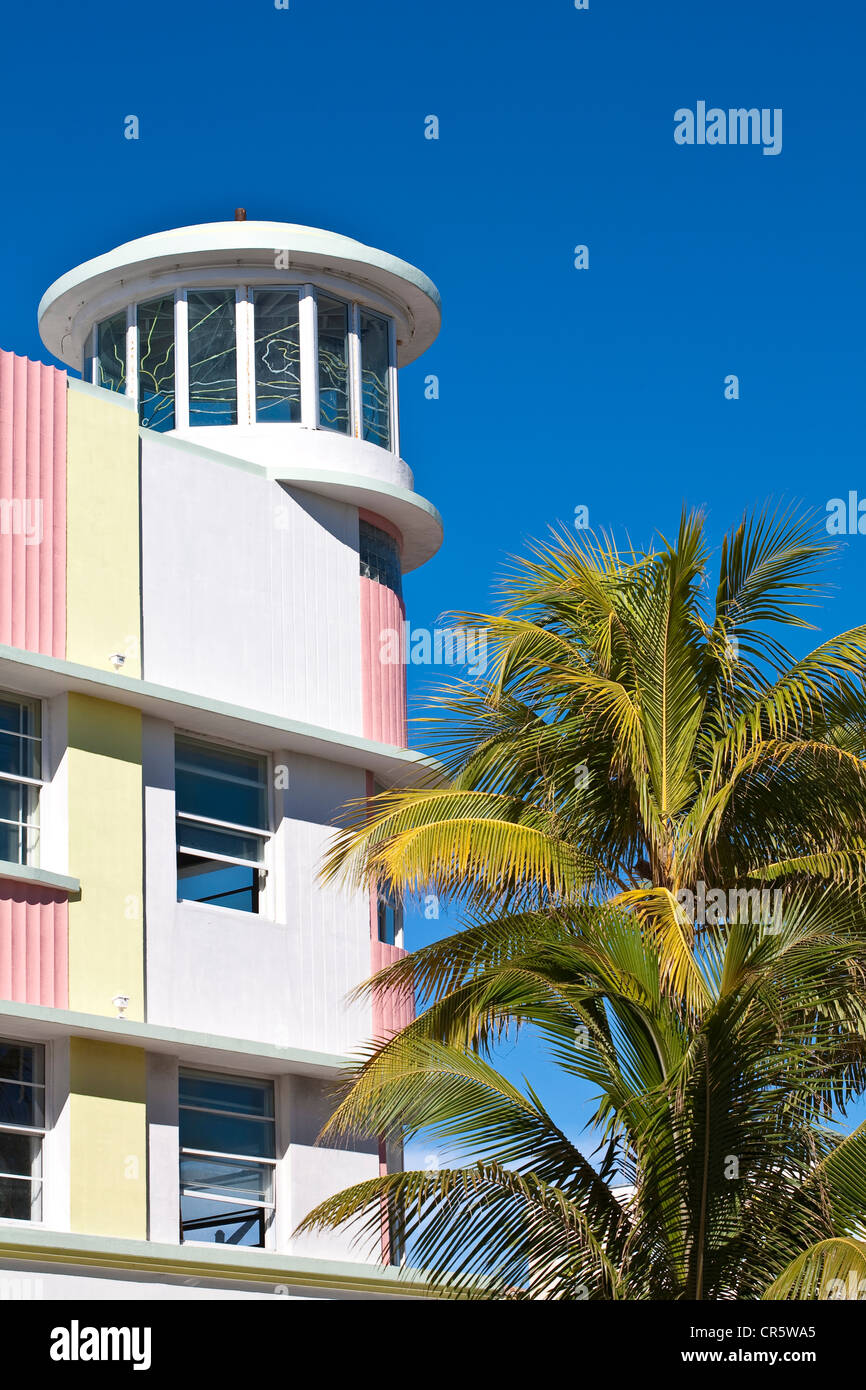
[66,388,141,676]
[69,1039,147,1239]
[67,693,144,1019]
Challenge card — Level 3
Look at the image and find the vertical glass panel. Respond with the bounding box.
[360,311,391,448]
[188,291,238,426]
[138,297,175,431]
[254,289,300,423]
[317,295,349,433]
[96,312,127,393]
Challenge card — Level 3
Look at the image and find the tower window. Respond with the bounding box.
[95,312,127,393]
[0,694,41,868]
[137,296,176,432]
[175,737,269,914]
[253,288,301,423]
[179,1070,275,1247]
[360,311,391,449]
[317,295,350,433]
[89,285,396,450]
[188,291,238,427]
[0,1039,45,1222]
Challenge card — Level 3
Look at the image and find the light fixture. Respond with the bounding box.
[112,994,130,1020]
[109,653,126,670]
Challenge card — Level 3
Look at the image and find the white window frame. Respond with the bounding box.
[178,1068,277,1250]
[174,734,273,917]
[0,1037,46,1226]
[0,693,43,868]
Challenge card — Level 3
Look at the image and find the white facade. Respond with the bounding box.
[0,219,442,1301]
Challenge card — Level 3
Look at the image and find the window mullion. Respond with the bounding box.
[299,284,318,428]
[349,301,362,438]
[175,290,190,429]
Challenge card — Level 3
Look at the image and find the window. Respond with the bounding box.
[0,1040,45,1222]
[359,520,403,602]
[179,1070,275,1247]
[89,286,397,448]
[377,890,403,947]
[317,294,350,433]
[138,296,175,431]
[175,737,269,914]
[96,312,127,393]
[254,289,301,423]
[0,695,41,867]
[360,311,391,448]
[188,291,238,426]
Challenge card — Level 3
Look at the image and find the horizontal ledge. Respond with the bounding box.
[67,376,137,410]
[0,1226,435,1298]
[0,644,444,788]
[0,998,352,1077]
[0,862,80,896]
[271,466,443,573]
[137,424,443,572]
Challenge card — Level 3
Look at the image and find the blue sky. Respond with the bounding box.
[4,0,866,1155]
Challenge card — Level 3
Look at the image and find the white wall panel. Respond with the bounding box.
[140,436,362,735]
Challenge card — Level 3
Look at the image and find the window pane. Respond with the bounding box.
[188,291,237,426]
[317,295,349,433]
[175,741,266,830]
[175,770,265,831]
[180,1153,273,1203]
[0,1042,42,1087]
[360,312,391,448]
[138,297,176,431]
[0,733,38,781]
[180,1106,276,1162]
[180,1073,274,1118]
[176,821,265,864]
[180,1194,265,1246]
[0,698,39,742]
[0,1131,41,1179]
[180,1108,275,1161]
[96,312,127,393]
[0,1176,41,1221]
[0,1078,44,1130]
[359,521,403,602]
[177,857,258,912]
[377,896,402,946]
[254,290,300,423]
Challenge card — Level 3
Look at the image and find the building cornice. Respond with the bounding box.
[0,644,442,788]
[0,1226,440,1298]
[0,998,353,1076]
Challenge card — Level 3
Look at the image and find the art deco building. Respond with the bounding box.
[0,217,441,1299]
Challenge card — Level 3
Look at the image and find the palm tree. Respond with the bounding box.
[299,506,866,1298]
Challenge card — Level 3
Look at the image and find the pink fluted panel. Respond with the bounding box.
[0,350,66,657]
[0,880,68,1007]
[370,935,414,1038]
[360,576,407,747]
